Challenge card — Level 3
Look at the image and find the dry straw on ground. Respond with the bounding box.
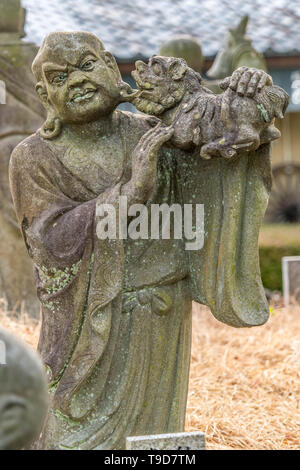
[1,299,300,450]
[0,299,40,348]
[187,303,300,450]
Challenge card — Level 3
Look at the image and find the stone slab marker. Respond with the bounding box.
[126,431,205,450]
[282,256,300,306]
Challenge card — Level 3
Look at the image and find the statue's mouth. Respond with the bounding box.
[70,88,97,103]
[125,72,158,105]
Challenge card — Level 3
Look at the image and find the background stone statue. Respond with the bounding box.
[160,15,267,94]
[9,31,286,450]
[207,15,267,81]
[160,34,204,73]
[0,327,48,450]
[0,0,44,316]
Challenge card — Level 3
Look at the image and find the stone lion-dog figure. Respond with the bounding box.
[129,56,289,159]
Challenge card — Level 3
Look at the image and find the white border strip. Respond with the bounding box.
[282,256,300,307]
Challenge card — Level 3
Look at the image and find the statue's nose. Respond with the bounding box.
[68,71,88,88]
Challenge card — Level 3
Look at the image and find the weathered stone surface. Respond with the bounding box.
[126,431,205,450]
[0,0,45,316]
[9,30,287,450]
[130,56,288,327]
[131,56,288,159]
[0,327,49,450]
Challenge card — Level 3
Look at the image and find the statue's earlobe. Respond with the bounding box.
[40,109,62,140]
[35,82,62,140]
[0,396,27,436]
[102,51,128,101]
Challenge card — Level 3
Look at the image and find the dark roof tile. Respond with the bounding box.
[21,0,300,60]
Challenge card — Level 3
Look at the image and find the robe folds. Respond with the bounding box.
[9,110,271,449]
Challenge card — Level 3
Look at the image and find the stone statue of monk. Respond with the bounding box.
[9,31,275,450]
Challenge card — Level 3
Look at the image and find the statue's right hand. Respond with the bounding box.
[128,123,174,203]
[220,67,273,98]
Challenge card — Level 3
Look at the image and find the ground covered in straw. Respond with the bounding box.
[187,303,300,450]
[1,300,300,450]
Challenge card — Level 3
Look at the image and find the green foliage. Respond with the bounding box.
[260,246,300,291]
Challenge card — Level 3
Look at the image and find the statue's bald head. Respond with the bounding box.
[0,328,48,450]
[32,31,105,81]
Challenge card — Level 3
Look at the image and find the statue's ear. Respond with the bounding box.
[0,396,27,436]
[102,51,122,80]
[35,81,62,139]
[168,59,187,81]
[35,82,49,107]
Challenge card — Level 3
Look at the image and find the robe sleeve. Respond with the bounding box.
[180,144,271,328]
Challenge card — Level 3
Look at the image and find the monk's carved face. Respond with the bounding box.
[41,48,123,124]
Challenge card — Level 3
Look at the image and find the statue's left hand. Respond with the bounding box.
[226,66,273,98]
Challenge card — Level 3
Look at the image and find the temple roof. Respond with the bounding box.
[21,0,300,61]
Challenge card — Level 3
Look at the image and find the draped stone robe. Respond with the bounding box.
[9,109,270,450]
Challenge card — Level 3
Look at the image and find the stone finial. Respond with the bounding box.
[0,0,26,38]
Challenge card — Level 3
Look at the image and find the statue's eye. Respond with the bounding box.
[152,63,162,76]
[82,60,95,71]
[51,73,67,85]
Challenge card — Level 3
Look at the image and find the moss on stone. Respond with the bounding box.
[37,260,82,294]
